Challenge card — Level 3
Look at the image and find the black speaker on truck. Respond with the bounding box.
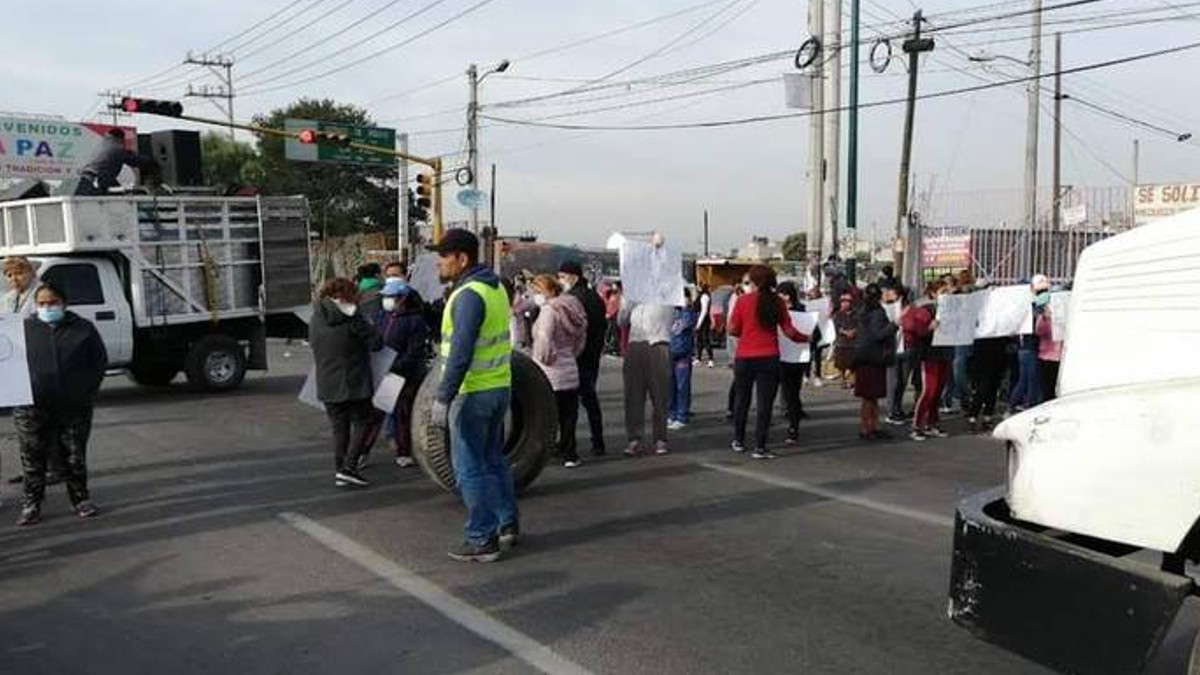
[149,130,202,186]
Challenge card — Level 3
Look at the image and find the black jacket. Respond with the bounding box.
[375,305,430,380]
[24,312,108,413]
[310,298,383,403]
[854,304,898,367]
[569,281,607,369]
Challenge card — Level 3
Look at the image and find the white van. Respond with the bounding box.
[948,206,1200,675]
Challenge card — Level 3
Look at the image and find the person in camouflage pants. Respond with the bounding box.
[15,408,95,512]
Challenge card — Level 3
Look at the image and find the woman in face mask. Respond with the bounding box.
[310,278,383,488]
[14,282,108,526]
[530,275,589,468]
[374,278,430,467]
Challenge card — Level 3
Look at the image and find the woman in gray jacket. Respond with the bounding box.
[309,278,382,488]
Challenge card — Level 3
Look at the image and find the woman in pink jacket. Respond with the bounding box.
[530,274,589,468]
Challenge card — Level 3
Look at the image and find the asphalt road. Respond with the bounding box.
[0,342,1195,674]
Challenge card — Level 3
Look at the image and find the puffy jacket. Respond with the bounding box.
[375,304,430,380]
[532,294,587,391]
[23,312,108,413]
[310,298,383,403]
[853,304,898,367]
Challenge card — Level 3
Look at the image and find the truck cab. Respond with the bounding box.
[34,256,135,366]
[948,206,1200,675]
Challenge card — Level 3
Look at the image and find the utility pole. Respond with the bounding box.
[1051,32,1062,232]
[703,209,710,257]
[807,0,826,261]
[1022,0,1043,272]
[467,63,480,233]
[398,133,409,262]
[894,10,934,286]
[847,0,861,235]
[1131,138,1140,227]
[824,0,842,258]
[184,53,235,140]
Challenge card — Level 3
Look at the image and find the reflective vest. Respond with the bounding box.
[440,279,512,394]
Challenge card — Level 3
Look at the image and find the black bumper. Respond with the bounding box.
[949,487,1194,675]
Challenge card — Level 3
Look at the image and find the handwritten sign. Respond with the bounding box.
[619,238,685,306]
[933,293,983,346]
[0,315,33,407]
[976,285,1033,338]
[1050,291,1071,342]
[780,311,819,364]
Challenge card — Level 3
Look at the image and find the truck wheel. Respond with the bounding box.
[185,335,247,392]
[128,362,179,387]
[411,351,557,495]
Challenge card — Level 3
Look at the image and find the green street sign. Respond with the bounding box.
[284,118,396,166]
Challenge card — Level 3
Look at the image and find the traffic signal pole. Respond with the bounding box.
[124,107,447,241]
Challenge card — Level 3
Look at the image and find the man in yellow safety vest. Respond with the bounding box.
[431,229,518,563]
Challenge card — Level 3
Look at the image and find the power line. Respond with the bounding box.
[239,0,502,95]
[1066,95,1192,140]
[481,39,1200,131]
[235,0,360,61]
[926,0,1111,34]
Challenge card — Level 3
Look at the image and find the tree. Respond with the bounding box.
[781,232,808,261]
[201,133,264,191]
[252,98,396,238]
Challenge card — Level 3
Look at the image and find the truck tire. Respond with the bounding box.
[1188,627,1200,675]
[128,362,179,387]
[411,351,556,495]
[185,335,247,392]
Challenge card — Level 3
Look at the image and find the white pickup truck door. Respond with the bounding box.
[40,260,134,366]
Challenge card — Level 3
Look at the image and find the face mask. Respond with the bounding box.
[559,276,576,291]
[382,297,398,312]
[742,282,753,292]
[533,293,547,307]
[38,306,65,324]
[334,300,357,317]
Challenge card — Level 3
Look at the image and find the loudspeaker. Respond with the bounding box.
[149,130,202,186]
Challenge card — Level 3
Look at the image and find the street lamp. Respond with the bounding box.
[468,59,510,233]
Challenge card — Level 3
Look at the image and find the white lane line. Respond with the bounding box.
[698,462,955,528]
[279,512,598,675]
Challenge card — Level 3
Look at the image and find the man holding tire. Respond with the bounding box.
[431,229,519,563]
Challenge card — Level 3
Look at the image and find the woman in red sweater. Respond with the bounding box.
[900,280,955,440]
[728,265,809,458]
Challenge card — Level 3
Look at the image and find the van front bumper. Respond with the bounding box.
[949,487,1194,675]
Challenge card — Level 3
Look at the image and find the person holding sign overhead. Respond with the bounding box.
[728,266,809,459]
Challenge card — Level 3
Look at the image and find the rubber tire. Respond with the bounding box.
[128,362,179,387]
[184,334,247,392]
[411,351,557,495]
[1188,624,1200,675]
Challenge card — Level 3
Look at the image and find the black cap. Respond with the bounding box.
[430,228,479,256]
[558,260,583,277]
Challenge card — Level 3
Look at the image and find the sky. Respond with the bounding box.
[3,0,1199,255]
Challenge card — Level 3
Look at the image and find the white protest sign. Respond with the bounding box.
[819,317,837,346]
[884,303,904,353]
[0,315,33,407]
[1050,291,1071,342]
[780,311,819,364]
[976,285,1033,339]
[372,373,406,413]
[933,293,985,346]
[409,252,448,304]
[299,346,398,411]
[619,238,685,306]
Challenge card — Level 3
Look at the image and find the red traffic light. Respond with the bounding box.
[297,129,317,144]
[119,97,183,117]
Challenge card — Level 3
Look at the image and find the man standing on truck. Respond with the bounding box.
[2,256,38,314]
[72,129,157,195]
[431,229,518,563]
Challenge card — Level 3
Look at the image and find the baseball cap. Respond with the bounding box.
[430,228,479,256]
[381,278,410,297]
[558,260,583,277]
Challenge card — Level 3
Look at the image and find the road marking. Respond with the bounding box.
[698,462,955,528]
[279,512,598,675]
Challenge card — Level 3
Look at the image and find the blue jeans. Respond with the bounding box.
[670,357,692,423]
[1008,347,1042,409]
[944,344,972,409]
[450,388,518,546]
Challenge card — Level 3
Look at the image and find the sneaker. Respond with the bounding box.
[885,415,907,426]
[785,431,799,445]
[909,429,928,442]
[707,360,715,368]
[927,427,949,438]
[623,441,641,457]
[74,500,100,519]
[448,539,502,563]
[938,406,954,415]
[811,378,825,388]
[693,358,701,365]
[751,449,777,460]
[16,504,40,527]
[731,440,747,453]
[563,459,583,469]
[654,441,670,456]
[334,469,370,487]
[395,456,417,468]
[667,420,687,431]
[499,523,520,548]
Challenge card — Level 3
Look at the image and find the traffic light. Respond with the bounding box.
[120,97,183,117]
[296,128,351,147]
[415,173,433,210]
